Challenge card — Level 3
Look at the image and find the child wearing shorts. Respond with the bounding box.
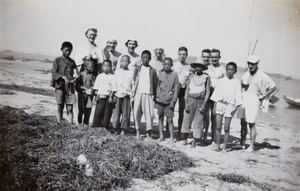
[181,58,210,147]
[210,62,242,152]
[155,57,179,143]
[52,41,79,124]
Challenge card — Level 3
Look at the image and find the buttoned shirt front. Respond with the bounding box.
[93,73,116,96]
[115,69,134,98]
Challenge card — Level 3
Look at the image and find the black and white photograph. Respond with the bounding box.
[0,0,299,190]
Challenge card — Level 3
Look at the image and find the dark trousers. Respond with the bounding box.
[92,98,112,127]
[78,108,92,125]
[112,96,131,130]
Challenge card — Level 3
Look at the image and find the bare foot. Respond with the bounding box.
[136,130,140,140]
[191,140,196,148]
[169,139,175,144]
[221,148,228,153]
[146,135,154,141]
[212,145,221,151]
[182,139,187,146]
[157,138,165,142]
[245,146,254,152]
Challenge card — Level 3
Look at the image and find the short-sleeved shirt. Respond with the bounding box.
[206,64,226,88]
[150,59,164,75]
[172,61,193,88]
[242,69,276,96]
[75,41,104,66]
[210,77,243,106]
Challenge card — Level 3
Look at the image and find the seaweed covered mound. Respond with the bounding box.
[0,106,194,191]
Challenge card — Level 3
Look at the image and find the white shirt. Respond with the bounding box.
[115,69,134,98]
[242,69,276,96]
[75,41,104,66]
[210,77,243,105]
[173,61,193,88]
[150,59,164,75]
[93,73,116,96]
[206,64,226,88]
[137,66,150,94]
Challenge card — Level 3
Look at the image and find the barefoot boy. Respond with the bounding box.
[132,50,157,139]
[156,57,179,143]
[76,59,95,127]
[112,55,134,134]
[181,58,210,147]
[52,41,79,124]
[92,60,116,128]
[210,62,243,152]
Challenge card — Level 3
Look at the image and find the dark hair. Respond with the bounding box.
[125,40,138,47]
[178,46,188,53]
[85,28,97,36]
[227,62,237,71]
[164,57,173,64]
[61,41,73,50]
[103,59,112,67]
[211,49,221,56]
[84,58,94,65]
[121,55,130,60]
[202,49,211,54]
[141,50,151,57]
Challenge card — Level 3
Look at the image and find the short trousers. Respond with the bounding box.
[243,93,259,123]
[55,89,76,105]
[215,101,235,118]
[157,102,174,118]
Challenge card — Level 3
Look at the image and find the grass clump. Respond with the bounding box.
[216,173,250,184]
[0,106,194,191]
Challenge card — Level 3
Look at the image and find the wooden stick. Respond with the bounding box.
[252,39,258,55]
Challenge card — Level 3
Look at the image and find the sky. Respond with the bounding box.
[0,0,299,78]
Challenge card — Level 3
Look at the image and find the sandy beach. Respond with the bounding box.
[0,52,299,191]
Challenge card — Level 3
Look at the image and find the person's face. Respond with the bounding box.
[178,50,188,63]
[141,53,151,65]
[107,40,117,51]
[201,52,211,65]
[85,61,94,73]
[86,30,97,43]
[226,65,236,79]
[211,52,221,66]
[194,65,203,74]
[127,41,137,53]
[248,62,258,74]
[121,56,130,69]
[163,59,172,72]
[61,47,72,58]
[155,48,164,58]
[102,61,111,73]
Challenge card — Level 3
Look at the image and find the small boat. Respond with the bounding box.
[283,95,300,107]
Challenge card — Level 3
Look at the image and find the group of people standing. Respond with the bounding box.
[51,28,277,152]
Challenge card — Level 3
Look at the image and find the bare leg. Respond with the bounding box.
[246,123,256,152]
[158,115,164,142]
[67,104,74,124]
[215,114,223,151]
[182,133,188,146]
[167,117,175,143]
[222,117,232,151]
[57,104,64,123]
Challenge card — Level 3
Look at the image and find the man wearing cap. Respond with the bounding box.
[173,46,193,139]
[116,38,141,73]
[241,55,277,152]
[103,37,121,73]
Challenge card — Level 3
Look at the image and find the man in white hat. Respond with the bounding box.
[103,37,121,73]
[240,55,277,152]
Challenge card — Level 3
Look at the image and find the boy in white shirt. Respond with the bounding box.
[210,62,243,152]
[112,55,134,134]
[92,60,116,128]
[132,50,157,139]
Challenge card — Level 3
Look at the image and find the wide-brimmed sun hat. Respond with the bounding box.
[247,55,260,64]
[190,58,208,70]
